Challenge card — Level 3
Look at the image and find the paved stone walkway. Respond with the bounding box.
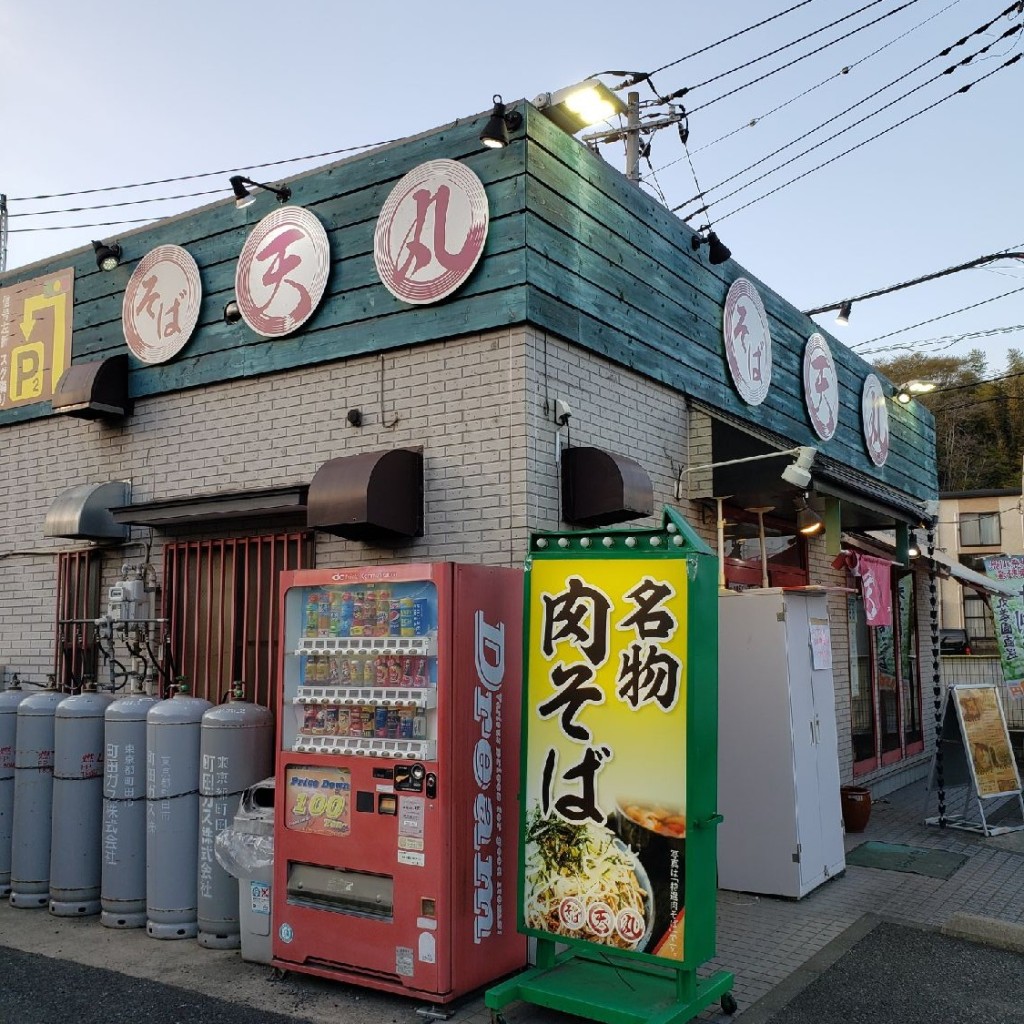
[1,777,1021,1024]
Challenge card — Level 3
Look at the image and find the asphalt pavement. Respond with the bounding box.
[740,917,1024,1024]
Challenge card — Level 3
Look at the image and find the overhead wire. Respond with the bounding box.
[675,24,1023,219]
[707,51,1022,224]
[672,8,1021,216]
[688,0,964,156]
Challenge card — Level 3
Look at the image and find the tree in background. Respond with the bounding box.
[874,349,1024,492]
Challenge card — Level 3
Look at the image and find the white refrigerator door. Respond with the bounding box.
[718,591,802,896]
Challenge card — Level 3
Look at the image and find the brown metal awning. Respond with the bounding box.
[44,481,130,540]
[561,446,654,527]
[52,355,133,420]
[307,448,424,542]
[110,485,308,529]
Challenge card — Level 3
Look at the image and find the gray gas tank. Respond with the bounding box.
[9,684,63,908]
[49,685,113,916]
[197,685,274,949]
[101,692,158,928]
[0,681,29,897]
[146,686,212,939]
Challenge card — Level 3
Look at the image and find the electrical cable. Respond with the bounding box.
[9,138,399,204]
[689,0,965,156]
[856,316,1024,358]
[683,0,923,114]
[852,283,1024,350]
[590,0,824,87]
[677,30,1021,219]
[673,10,1020,215]
[709,52,1022,224]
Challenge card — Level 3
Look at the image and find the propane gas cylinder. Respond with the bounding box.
[9,682,63,908]
[101,692,158,928]
[145,684,212,939]
[197,683,273,949]
[0,679,28,897]
[50,684,113,916]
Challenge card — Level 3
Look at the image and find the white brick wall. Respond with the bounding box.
[0,322,935,794]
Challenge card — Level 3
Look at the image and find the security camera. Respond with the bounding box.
[554,399,572,427]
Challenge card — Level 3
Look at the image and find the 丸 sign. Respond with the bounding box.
[374,159,489,305]
[0,269,73,408]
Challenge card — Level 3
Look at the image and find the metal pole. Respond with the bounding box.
[0,194,8,273]
[625,92,640,184]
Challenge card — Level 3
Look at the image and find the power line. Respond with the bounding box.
[851,281,1024,349]
[685,0,964,158]
[8,139,396,205]
[804,249,1024,317]
[711,52,1022,224]
[676,24,1021,219]
[684,0,923,114]
[672,8,1019,216]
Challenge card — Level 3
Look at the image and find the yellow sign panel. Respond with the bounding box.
[285,764,352,836]
[523,558,688,960]
[0,269,74,408]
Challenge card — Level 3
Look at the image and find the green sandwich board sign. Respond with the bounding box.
[486,507,735,1024]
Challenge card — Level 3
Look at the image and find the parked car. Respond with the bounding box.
[940,628,972,655]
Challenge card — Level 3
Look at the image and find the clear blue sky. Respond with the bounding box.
[2,0,1021,373]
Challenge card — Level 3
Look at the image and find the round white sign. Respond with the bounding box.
[122,245,202,364]
[803,333,839,441]
[374,158,489,305]
[862,373,890,467]
[235,206,331,338]
[722,278,772,406]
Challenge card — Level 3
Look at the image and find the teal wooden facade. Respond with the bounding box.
[0,101,936,506]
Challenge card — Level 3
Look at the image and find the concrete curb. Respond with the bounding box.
[941,912,1024,954]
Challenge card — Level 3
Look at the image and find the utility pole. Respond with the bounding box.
[625,92,640,184]
[0,194,7,273]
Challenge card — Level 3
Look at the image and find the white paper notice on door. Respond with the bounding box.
[810,618,832,670]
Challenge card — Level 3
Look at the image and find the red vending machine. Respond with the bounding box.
[272,562,525,1002]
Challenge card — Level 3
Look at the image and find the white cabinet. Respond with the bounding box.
[717,588,845,898]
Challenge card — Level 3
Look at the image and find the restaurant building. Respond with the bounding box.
[0,94,940,797]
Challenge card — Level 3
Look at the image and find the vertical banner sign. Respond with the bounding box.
[982,555,1024,697]
[521,512,719,967]
[0,269,74,408]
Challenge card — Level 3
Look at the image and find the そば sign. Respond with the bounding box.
[122,245,202,364]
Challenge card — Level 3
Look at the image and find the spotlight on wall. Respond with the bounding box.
[781,446,817,489]
[229,175,292,209]
[480,94,524,149]
[690,230,731,266]
[794,494,825,536]
[223,300,242,324]
[92,240,123,272]
[533,79,627,135]
[835,300,852,326]
[895,379,938,404]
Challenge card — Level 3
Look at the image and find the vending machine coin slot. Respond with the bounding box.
[372,767,394,780]
[394,763,425,792]
[356,791,375,812]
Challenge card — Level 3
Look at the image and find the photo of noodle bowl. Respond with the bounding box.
[524,808,652,951]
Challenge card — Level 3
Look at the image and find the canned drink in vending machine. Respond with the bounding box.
[339,590,355,637]
[399,597,415,636]
[388,600,402,637]
[373,706,389,738]
[375,589,391,637]
[350,590,365,636]
[335,708,350,737]
[413,597,431,636]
